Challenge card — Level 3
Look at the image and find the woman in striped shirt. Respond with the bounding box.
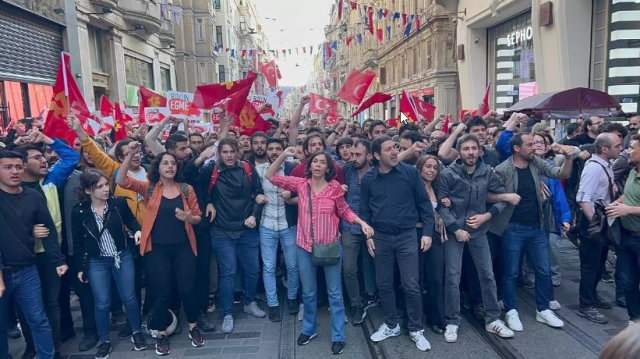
[265,148,374,355]
[71,170,147,359]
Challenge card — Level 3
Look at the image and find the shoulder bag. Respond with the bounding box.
[307,184,341,266]
[586,161,623,248]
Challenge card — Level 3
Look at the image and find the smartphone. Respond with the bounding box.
[23,117,33,129]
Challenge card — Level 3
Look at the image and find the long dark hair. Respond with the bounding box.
[305,151,337,182]
[78,169,110,202]
[148,152,181,184]
[416,155,440,184]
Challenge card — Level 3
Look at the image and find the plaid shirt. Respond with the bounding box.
[270,175,357,252]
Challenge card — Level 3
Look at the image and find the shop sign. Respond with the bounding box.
[506,26,533,47]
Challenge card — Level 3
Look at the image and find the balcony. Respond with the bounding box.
[119,0,162,34]
[363,49,378,69]
[90,0,118,9]
[159,19,174,44]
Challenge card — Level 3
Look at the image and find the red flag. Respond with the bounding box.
[413,96,436,122]
[402,13,407,26]
[388,117,399,128]
[336,69,376,105]
[442,115,451,134]
[326,42,332,58]
[346,36,354,47]
[399,90,419,124]
[376,28,383,42]
[260,61,279,88]
[43,52,91,145]
[99,95,114,117]
[416,15,421,32]
[234,100,271,135]
[350,1,357,10]
[351,92,392,118]
[481,82,492,116]
[113,103,128,141]
[338,0,343,20]
[192,71,257,115]
[139,86,167,124]
[367,6,374,35]
[308,93,338,115]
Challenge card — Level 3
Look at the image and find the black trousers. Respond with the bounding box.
[18,253,61,353]
[421,229,445,330]
[145,242,198,330]
[578,215,608,308]
[195,226,212,314]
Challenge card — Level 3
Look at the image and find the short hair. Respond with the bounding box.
[595,133,616,155]
[398,122,419,136]
[368,120,386,136]
[371,135,392,166]
[632,134,640,144]
[302,133,327,156]
[466,116,487,132]
[0,150,25,162]
[266,137,285,149]
[166,134,189,152]
[565,123,579,136]
[583,118,593,133]
[599,122,628,138]
[14,144,43,159]
[189,133,204,141]
[114,138,137,161]
[250,131,268,143]
[336,137,354,149]
[304,151,337,181]
[217,137,240,157]
[306,126,323,137]
[400,130,422,145]
[456,134,481,152]
[509,133,527,154]
[148,152,181,183]
[353,139,372,154]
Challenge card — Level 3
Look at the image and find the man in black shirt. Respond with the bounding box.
[576,116,603,145]
[0,150,67,359]
[361,136,433,352]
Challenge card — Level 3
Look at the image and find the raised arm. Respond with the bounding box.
[288,96,310,143]
[424,114,443,134]
[438,122,466,163]
[145,116,172,155]
[30,129,80,188]
[266,147,297,181]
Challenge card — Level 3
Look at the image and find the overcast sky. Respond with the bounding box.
[254,0,334,86]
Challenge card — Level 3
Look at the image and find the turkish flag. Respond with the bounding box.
[308,93,337,115]
[481,82,492,116]
[139,86,167,123]
[192,71,257,115]
[442,115,451,134]
[326,113,340,125]
[413,96,436,122]
[336,69,375,105]
[351,92,392,118]
[234,100,272,135]
[43,52,91,145]
[399,90,419,124]
[113,103,129,141]
[260,61,280,88]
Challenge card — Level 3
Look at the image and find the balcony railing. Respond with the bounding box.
[159,19,174,44]
[119,0,162,34]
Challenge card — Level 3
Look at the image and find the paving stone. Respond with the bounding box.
[221,346,260,354]
[183,347,223,356]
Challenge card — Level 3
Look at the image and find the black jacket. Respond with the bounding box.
[184,159,263,233]
[71,197,141,272]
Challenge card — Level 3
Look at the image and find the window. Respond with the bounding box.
[242,71,247,79]
[216,26,223,47]
[90,26,105,71]
[427,41,432,69]
[218,65,226,82]
[161,68,171,92]
[240,21,246,31]
[199,64,207,84]
[125,55,154,88]
[413,49,419,75]
[212,0,221,9]
[196,18,205,42]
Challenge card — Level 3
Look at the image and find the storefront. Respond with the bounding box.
[487,11,537,113]
[0,1,64,125]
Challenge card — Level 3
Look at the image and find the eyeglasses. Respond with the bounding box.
[27,154,45,161]
[533,141,545,146]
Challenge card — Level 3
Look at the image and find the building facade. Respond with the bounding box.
[439,0,639,115]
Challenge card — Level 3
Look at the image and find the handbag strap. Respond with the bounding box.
[307,184,315,243]
[588,159,616,201]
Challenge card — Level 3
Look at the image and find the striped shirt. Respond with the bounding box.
[91,204,121,268]
[270,175,357,252]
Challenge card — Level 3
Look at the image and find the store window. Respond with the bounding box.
[125,55,154,89]
[487,11,536,113]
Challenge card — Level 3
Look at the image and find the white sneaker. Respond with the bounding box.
[549,300,562,311]
[409,330,431,351]
[444,325,458,343]
[505,309,523,332]
[486,319,515,338]
[536,310,564,328]
[370,323,401,342]
[297,304,304,321]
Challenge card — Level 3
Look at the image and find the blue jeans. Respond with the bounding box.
[502,223,552,311]
[297,245,346,342]
[86,249,141,343]
[259,226,299,307]
[212,229,260,315]
[0,265,54,359]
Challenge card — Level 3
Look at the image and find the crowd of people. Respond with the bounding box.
[0,93,639,358]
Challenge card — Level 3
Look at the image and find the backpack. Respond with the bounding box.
[208,161,252,194]
[147,181,190,200]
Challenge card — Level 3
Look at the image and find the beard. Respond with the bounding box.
[254,150,266,159]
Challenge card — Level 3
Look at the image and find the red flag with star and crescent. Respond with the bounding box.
[308,93,338,115]
[43,52,91,144]
[260,61,281,88]
[193,71,257,116]
[351,92,392,118]
[412,96,436,122]
[336,69,376,105]
[139,86,167,124]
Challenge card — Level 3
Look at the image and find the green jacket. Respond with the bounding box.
[488,156,565,236]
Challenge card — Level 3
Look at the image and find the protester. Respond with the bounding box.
[265,147,374,355]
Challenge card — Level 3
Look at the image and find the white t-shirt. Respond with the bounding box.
[128,167,147,202]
